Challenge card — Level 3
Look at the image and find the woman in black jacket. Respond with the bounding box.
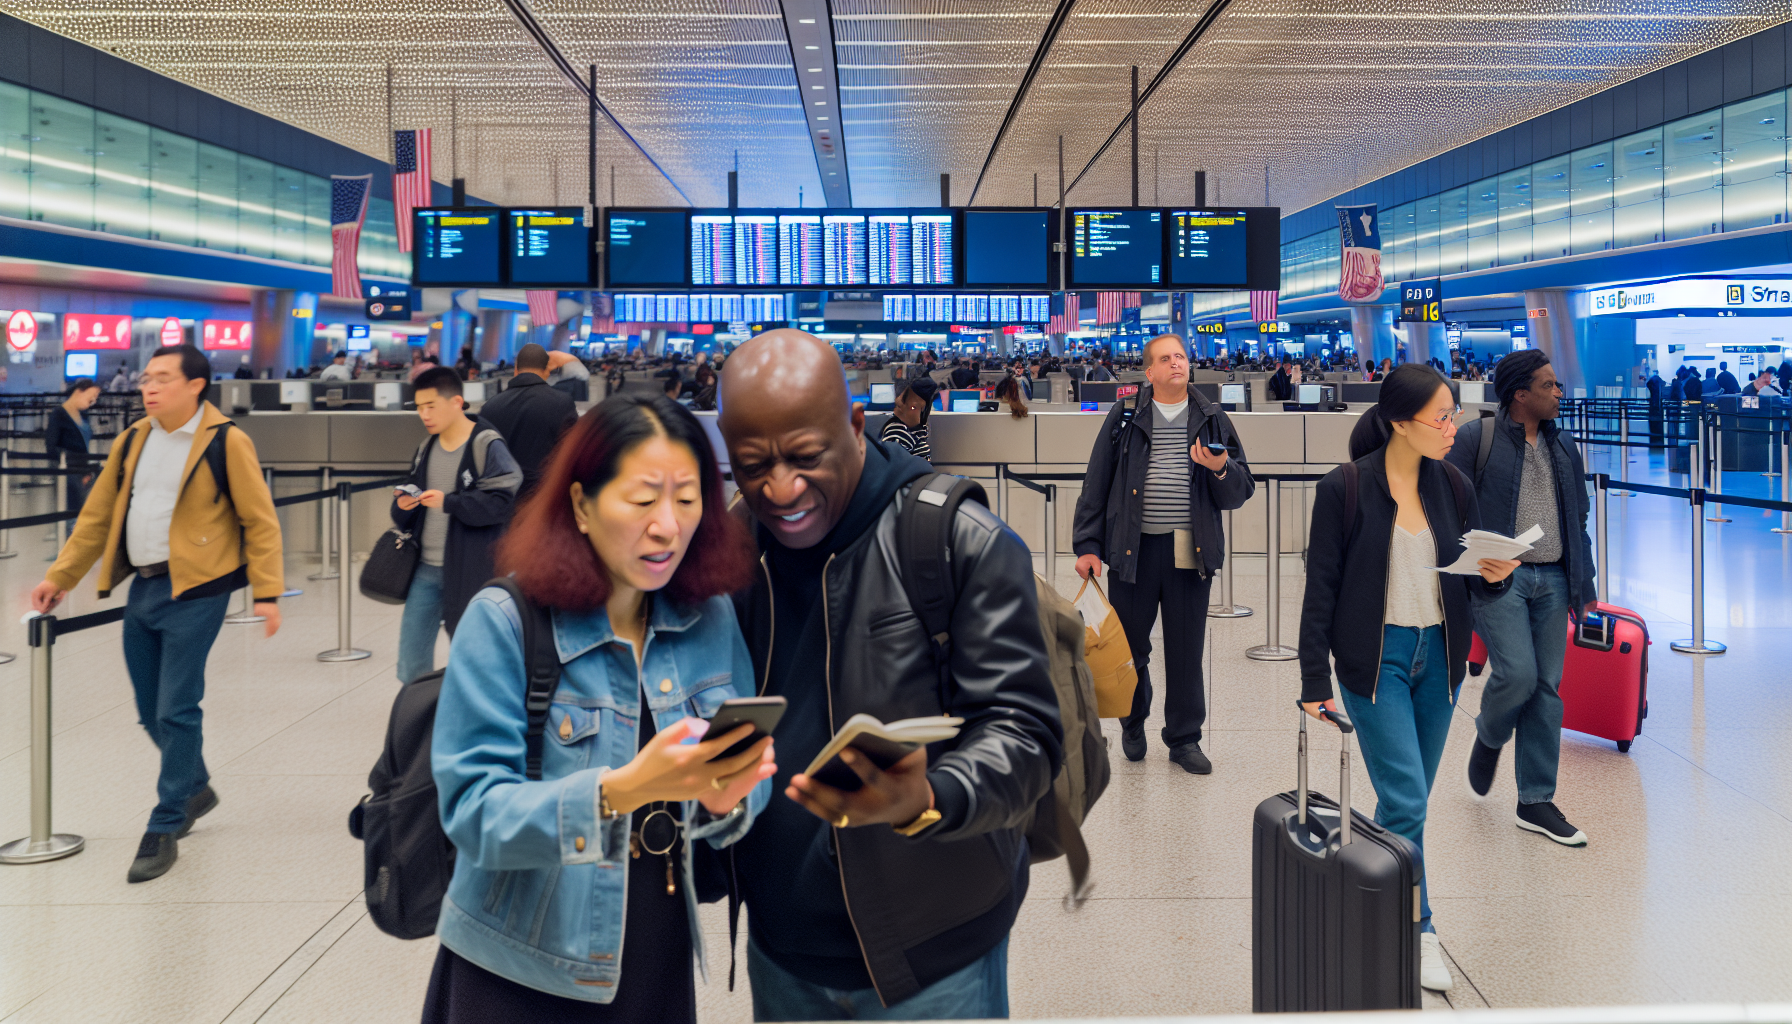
[1297,364,1518,994]
[45,378,100,513]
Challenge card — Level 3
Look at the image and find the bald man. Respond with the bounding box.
[1072,333,1254,774]
[718,330,1062,1021]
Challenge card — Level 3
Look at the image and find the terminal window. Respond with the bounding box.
[609,210,688,287]
[1072,209,1162,286]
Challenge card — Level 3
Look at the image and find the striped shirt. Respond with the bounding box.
[880,419,932,463]
[1141,399,1190,533]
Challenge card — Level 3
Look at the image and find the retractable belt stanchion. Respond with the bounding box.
[0,613,94,864]
[1246,479,1298,661]
[1208,507,1251,618]
[1594,473,1609,600]
[1043,483,1057,584]
[994,465,1006,524]
[0,449,16,560]
[1672,487,1726,655]
[308,467,338,581]
[1708,418,1731,523]
[270,467,303,598]
[318,481,370,662]
[1613,407,1635,497]
[53,452,68,553]
[1776,429,1792,536]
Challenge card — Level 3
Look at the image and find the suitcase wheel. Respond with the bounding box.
[1617,740,1632,753]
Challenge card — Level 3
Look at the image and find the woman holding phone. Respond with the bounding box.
[426,394,774,1022]
[1296,364,1518,995]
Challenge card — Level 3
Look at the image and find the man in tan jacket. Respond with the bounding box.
[33,344,284,882]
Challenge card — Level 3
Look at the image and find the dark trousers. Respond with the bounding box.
[122,574,231,833]
[1110,532,1213,749]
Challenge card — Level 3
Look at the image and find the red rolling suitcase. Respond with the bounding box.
[1252,709,1422,1011]
[1464,603,1649,752]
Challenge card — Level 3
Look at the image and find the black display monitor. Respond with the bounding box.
[1068,208,1162,287]
[505,207,593,287]
[1166,209,1248,288]
[606,209,688,288]
[963,208,1054,288]
[413,208,503,287]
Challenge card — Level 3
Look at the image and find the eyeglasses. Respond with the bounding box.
[1409,407,1462,433]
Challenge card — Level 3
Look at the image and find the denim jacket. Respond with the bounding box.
[432,584,768,1003]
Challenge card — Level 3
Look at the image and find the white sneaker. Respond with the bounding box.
[1420,932,1454,993]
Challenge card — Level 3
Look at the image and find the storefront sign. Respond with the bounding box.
[201,320,253,351]
[160,317,184,347]
[63,314,132,350]
[6,310,38,352]
[1589,277,1792,315]
[1192,319,1226,335]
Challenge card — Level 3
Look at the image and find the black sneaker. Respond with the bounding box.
[1120,720,1146,762]
[127,832,178,883]
[1466,738,1501,799]
[175,786,218,840]
[1515,801,1587,846]
[1169,743,1212,775]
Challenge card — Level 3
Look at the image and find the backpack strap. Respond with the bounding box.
[1341,461,1360,538]
[112,422,142,493]
[895,473,988,707]
[1442,460,1473,534]
[185,420,234,505]
[487,577,560,781]
[1475,412,1496,484]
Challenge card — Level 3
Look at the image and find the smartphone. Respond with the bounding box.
[703,696,787,761]
[1204,442,1228,455]
[394,484,422,498]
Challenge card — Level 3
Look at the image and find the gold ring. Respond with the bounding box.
[710,777,727,791]
[834,813,849,829]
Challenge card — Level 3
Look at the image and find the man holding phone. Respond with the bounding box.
[1073,333,1255,775]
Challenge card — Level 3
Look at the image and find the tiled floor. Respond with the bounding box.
[1,449,1789,1022]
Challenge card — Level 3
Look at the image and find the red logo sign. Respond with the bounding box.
[6,310,36,351]
[63,314,133,350]
[160,317,184,346]
[202,320,254,351]
[1117,384,1140,398]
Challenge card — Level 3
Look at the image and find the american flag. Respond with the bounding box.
[392,129,433,253]
[330,174,372,299]
[591,293,614,334]
[1250,290,1278,322]
[1123,292,1142,309]
[526,290,561,330]
[1096,292,1122,325]
[1048,292,1079,334]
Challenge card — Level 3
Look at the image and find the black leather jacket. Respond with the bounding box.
[733,485,1063,1006]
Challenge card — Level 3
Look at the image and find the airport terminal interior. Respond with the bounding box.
[1,2,1791,1022]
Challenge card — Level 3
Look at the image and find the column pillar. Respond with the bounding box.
[1524,289,1585,394]
[1351,305,1397,366]
[283,292,318,372]
[251,290,293,375]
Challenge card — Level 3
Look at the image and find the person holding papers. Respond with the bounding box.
[1446,350,1598,847]
[1298,364,1518,994]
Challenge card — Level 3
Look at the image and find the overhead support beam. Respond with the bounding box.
[779,0,851,208]
[967,0,1079,207]
[499,0,690,205]
[1063,0,1232,201]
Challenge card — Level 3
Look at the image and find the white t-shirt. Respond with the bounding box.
[126,407,205,566]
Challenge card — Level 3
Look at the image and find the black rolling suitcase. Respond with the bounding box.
[1251,708,1422,1011]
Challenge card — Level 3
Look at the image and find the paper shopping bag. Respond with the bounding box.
[1073,578,1138,718]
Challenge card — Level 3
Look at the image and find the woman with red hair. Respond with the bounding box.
[425,394,774,1022]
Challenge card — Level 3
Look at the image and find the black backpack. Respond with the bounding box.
[347,577,560,940]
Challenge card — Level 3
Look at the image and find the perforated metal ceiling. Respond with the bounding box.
[4,0,1791,219]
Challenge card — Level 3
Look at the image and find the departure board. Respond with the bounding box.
[824,214,867,285]
[989,295,1019,322]
[953,294,988,322]
[869,213,911,285]
[963,210,1050,286]
[414,209,502,286]
[505,207,591,286]
[733,214,778,286]
[607,210,688,287]
[616,294,654,322]
[1168,210,1249,287]
[882,294,914,320]
[1020,294,1051,322]
[690,214,734,286]
[914,294,952,320]
[1070,209,1162,286]
[911,213,954,285]
[742,294,785,321]
[779,214,823,285]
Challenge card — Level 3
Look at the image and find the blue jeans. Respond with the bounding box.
[397,563,445,684]
[1471,563,1569,804]
[747,937,1009,1022]
[121,574,231,834]
[1338,624,1454,933]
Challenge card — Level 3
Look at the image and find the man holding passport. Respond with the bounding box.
[718,330,1063,1021]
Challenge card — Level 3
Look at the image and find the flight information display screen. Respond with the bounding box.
[733,214,778,286]
[963,210,1049,286]
[691,214,734,285]
[505,207,592,286]
[824,214,867,285]
[953,294,988,322]
[1020,294,1051,322]
[915,294,952,320]
[869,213,912,285]
[882,294,915,320]
[1168,209,1249,287]
[779,214,824,286]
[911,213,954,285]
[607,210,688,287]
[1070,209,1161,286]
[414,208,502,286]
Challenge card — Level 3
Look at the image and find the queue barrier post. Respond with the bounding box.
[308,466,338,581]
[1708,425,1731,523]
[1613,408,1635,497]
[1208,507,1251,618]
[1594,473,1609,601]
[0,615,85,864]
[0,449,16,560]
[318,481,370,663]
[1246,479,1298,661]
[1775,430,1792,536]
[1671,488,1726,655]
[994,465,1007,524]
[1044,483,1057,584]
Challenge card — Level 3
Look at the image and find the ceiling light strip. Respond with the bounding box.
[967,0,1079,207]
[779,0,850,208]
[1063,0,1233,201]
[499,0,691,205]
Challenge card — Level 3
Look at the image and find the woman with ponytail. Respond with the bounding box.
[1296,363,1518,994]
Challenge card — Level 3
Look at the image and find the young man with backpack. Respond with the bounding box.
[33,344,285,883]
[717,330,1065,1021]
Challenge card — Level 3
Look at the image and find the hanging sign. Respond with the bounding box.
[160,317,184,346]
[1398,279,1443,322]
[1335,204,1383,304]
[63,313,132,350]
[201,320,254,351]
[6,310,37,352]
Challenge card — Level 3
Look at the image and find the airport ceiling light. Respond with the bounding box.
[971,0,1792,215]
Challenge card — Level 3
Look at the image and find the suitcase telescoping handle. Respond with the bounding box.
[1296,705,1358,845]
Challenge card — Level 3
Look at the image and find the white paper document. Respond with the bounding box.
[1429,524,1543,575]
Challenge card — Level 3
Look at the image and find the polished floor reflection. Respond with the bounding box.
[0,464,1787,1022]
